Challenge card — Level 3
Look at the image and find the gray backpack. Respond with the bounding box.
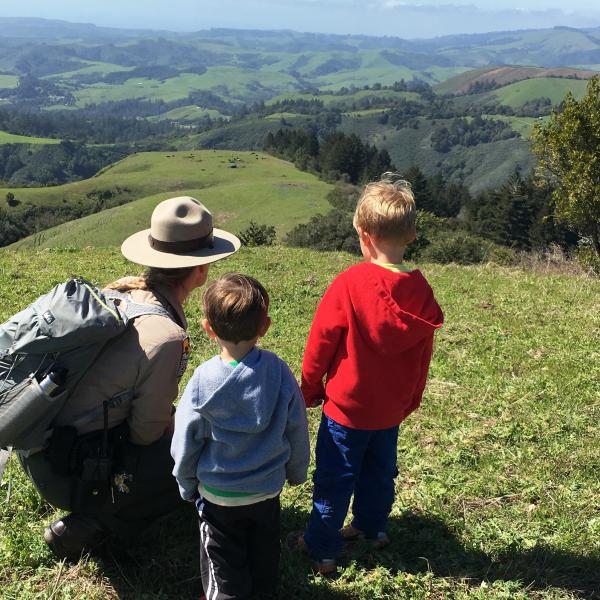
[0,277,172,454]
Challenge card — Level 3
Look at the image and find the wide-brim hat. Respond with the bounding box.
[121,196,241,268]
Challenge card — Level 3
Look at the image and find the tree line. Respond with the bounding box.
[430,116,518,152]
[263,128,393,184]
[0,141,128,186]
[284,168,575,265]
[0,185,134,248]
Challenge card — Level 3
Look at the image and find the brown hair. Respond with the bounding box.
[353,172,416,243]
[203,273,269,343]
[106,267,196,291]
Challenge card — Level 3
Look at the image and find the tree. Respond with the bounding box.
[5,192,19,207]
[531,76,600,258]
[238,221,276,247]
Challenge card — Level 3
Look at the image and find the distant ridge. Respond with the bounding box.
[0,17,167,41]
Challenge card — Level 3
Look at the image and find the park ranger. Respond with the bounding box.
[19,196,240,559]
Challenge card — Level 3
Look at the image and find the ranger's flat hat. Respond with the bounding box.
[121,196,241,268]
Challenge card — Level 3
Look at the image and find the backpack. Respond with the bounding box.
[0,277,173,456]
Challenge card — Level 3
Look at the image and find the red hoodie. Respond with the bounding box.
[301,262,444,430]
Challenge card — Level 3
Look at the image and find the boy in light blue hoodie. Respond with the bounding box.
[171,273,310,600]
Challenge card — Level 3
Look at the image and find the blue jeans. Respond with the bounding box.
[304,414,399,561]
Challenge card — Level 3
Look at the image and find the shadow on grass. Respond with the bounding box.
[340,512,600,599]
[95,505,599,599]
[99,504,350,600]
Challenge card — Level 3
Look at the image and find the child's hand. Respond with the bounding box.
[307,398,324,408]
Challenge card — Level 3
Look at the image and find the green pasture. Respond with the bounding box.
[0,75,19,89]
[264,112,304,121]
[315,67,422,91]
[5,150,331,249]
[72,67,299,107]
[310,50,466,90]
[486,78,589,107]
[0,246,598,599]
[148,106,227,122]
[0,132,60,145]
[46,61,133,80]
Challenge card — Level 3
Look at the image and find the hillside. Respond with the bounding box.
[435,66,596,95]
[339,114,534,193]
[4,150,332,249]
[0,19,599,115]
[0,245,598,599]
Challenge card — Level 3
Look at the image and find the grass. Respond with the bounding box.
[0,245,599,599]
[0,132,60,145]
[0,75,19,89]
[5,150,331,249]
[72,68,299,107]
[485,78,589,108]
[148,106,227,122]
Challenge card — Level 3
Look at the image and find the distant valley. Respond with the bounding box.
[0,18,597,249]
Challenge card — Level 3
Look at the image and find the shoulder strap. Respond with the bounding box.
[104,290,175,323]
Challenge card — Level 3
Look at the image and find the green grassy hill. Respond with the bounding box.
[0,245,598,599]
[4,150,331,249]
[482,77,590,107]
[0,131,60,145]
[435,66,595,95]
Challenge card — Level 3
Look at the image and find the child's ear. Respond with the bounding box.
[357,227,372,246]
[258,316,271,338]
[202,318,217,339]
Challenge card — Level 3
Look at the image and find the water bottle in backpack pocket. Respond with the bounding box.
[0,364,69,451]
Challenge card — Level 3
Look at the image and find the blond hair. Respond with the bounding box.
[203,273,269,343]
[105,267,196,292]
[353,173,416,242]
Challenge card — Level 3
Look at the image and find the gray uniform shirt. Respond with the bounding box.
[55,282,189,445]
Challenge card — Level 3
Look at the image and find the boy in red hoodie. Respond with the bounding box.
[291,174,444,574]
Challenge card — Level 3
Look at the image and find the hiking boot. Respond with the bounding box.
[43,513,110,560]
[340,524,390,548]
[287,531,337,576]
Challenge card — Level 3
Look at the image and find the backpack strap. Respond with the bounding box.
[104,290,174,323]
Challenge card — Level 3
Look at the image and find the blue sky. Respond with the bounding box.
[1,0,599,37]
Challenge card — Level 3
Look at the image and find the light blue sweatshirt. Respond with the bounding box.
[171,347,310,501]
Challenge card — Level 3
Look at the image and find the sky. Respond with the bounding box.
[1,0,600,38]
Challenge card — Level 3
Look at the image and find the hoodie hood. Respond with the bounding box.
[346,262,443,354]
[191,347,284,433]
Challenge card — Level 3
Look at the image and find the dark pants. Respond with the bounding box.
[19,431,183,542]
[196,495,280,600]
[303,414,399,561]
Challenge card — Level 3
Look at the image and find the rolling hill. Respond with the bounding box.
[435,65,596,95]
[0,19,599,115]
[4,150,332,249]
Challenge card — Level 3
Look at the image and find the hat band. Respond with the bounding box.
[148,230,214,254]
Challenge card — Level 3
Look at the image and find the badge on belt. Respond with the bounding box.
[177,337,190,380]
